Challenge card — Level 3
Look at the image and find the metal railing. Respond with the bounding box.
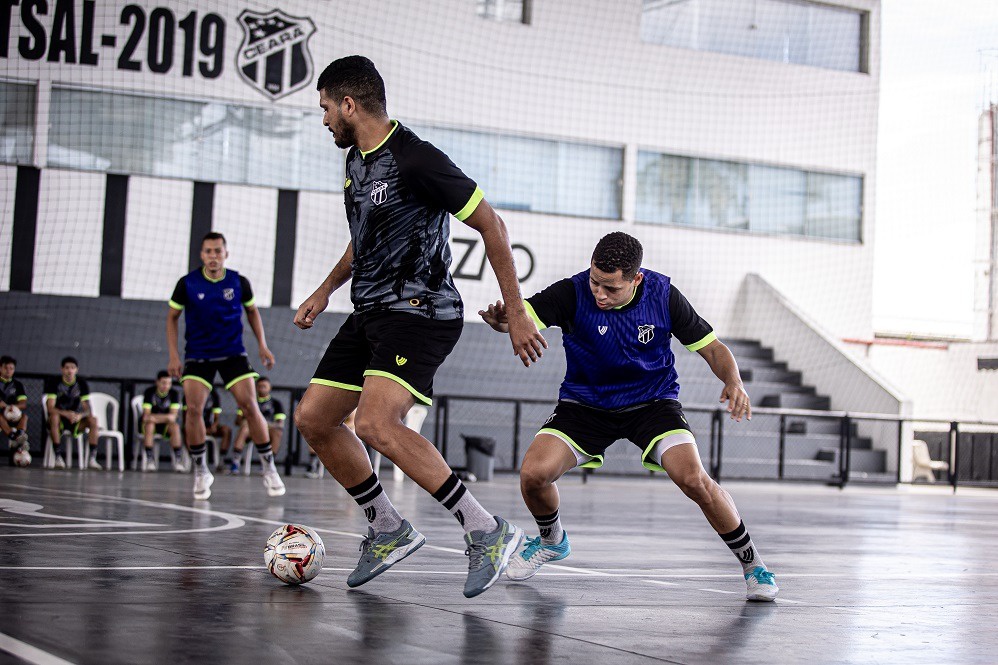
[8,371,998,491]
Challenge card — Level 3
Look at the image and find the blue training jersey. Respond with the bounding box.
[525,269,716,410]
[169,268,255,360]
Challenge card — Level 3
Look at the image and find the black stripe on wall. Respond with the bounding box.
[272,190,299,307]
[99,174,129,297]
[10,166,40,292]
[189,181,215,271]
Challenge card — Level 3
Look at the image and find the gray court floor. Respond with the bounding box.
[1,468,997,664]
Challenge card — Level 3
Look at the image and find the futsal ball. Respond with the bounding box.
[13,448,31,467]
[264,524,325,585]
[4,406,21,422]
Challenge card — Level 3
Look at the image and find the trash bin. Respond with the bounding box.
[461,435,496,482]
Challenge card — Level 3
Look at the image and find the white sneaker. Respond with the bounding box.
[193,468,214,500]
[87,456,103,470]
[744,567,779,602]
[506,533,571,581]
[142,455,157,472]
[262,465,286,497]
[53,455,67,469]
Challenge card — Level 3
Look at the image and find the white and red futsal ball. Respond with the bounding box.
[264,524,325,585]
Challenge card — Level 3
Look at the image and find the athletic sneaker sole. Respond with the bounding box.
[346,532,426,588]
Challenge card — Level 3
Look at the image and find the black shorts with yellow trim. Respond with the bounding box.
[58,414,89,437]
[537,399,696,472]
[311,311,462,406]
[182,355,258,391]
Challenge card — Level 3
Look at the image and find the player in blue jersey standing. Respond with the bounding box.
[480,232,779,601]
[167,232,285,501]
[293,56,545,598]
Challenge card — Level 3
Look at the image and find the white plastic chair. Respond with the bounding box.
[131,395,169,470]
[88,393,125,472]
[41,395,83,469]
[369,405,428,483]
[912,440,949,483]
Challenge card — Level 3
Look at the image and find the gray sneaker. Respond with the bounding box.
[346,519,425,588]
[463,516,524,598]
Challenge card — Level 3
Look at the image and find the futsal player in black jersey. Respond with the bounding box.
[293,56,546,598]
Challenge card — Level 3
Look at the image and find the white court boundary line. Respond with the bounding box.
[0,484,244,537]
[0,631,77,665]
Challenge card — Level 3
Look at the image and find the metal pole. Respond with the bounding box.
[896,418,904,484]
[778,414,786,480]
[285,390,298,477]
[441,396,450,461]
[709,411,718,479]
[950,421,959,493]
[715,410,724,483]
[513,401,522,471]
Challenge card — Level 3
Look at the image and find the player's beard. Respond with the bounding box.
[332,120,356,149]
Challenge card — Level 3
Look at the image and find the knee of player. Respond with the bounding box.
[293,403,323,439]
[520,463,558,492]
[674,470,713,503]
[352,412,391,449]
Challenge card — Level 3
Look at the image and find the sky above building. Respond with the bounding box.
[875,0,998,338]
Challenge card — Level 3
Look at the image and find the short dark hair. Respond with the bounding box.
[202,232,226,247]
[316,55,387,115]
[61,356,78,368]
[156,370,170,380]
[592,232,643,280]
[257,376,270,384]
[0,356,14,366]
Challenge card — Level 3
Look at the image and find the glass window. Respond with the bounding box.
[413,125,622,219]
[48,87,344,192]
[476,0,528,23]
[0,80,36,165]
[806,172,861,241]
[748,165,806,236]
[637,148,861,242]
[641,0,865,73]
[696,159,749,230]
[636,152,694,226]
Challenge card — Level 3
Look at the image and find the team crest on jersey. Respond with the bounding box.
[598,326,608,336]
[197,293,205,300]
[236,9,317,100]
[223,288,235,301]
[371,181,388,205]
[637,324,655,344]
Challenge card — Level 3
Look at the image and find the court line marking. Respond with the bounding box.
[0,499,160,528]
[0,631,77,665]
[0,484,244,538]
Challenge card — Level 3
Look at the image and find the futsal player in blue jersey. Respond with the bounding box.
[167,232,285,501]
[480,232,779,601]
[293,56,545,598]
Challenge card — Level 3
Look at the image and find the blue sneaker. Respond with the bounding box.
[506,532,571,581]
[744,566,779,601]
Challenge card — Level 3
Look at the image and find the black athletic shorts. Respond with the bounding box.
[538,399,696,472]
[311,311,463,406]
[58,414,88,437]
[182,355,258,391]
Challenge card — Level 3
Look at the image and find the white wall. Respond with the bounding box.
[0,166,15,291]
[32,169,104,297]
[211,185,277,307]
[121,177,192,301]
[2,0,881,340]
[863,341,998,422]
